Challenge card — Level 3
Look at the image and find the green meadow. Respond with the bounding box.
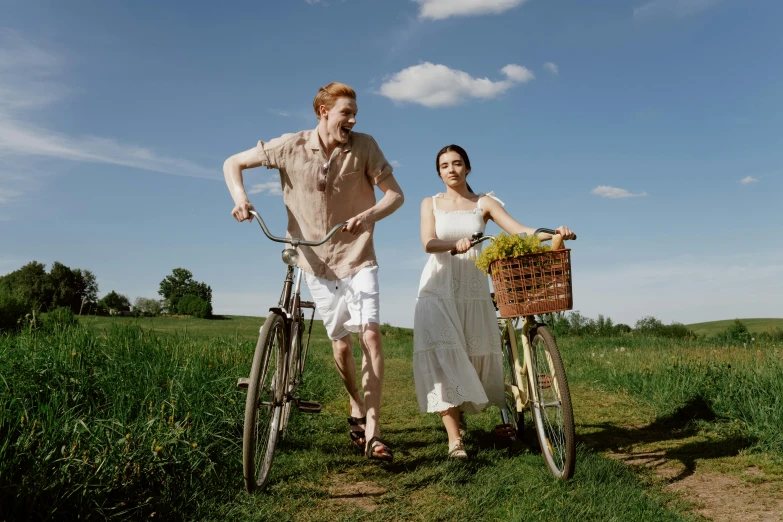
[2,315,782,520]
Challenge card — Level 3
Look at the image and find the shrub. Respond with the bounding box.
[176,295,212,319]
[0,292,29,332]
[39,306,77,331]
[634,316,694,339]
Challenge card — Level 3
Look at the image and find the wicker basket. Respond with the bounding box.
[489,249,573,318]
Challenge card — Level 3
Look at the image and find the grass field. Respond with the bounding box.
[3,314,783,520]
[686,318,783,337]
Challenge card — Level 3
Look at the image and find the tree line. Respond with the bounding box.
[543,311,783,345]
[0,261,213,331]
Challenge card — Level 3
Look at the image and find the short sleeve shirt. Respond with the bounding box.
[254,129,393,280]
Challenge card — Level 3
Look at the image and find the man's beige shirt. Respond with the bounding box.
[255,129,392,280]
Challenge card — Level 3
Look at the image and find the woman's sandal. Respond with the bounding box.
[348,415,366,448]
[448,438,468,460]
[365,436,394,462]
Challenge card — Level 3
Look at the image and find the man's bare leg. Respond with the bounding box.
[359,323,389,456]
[332,333,366,443]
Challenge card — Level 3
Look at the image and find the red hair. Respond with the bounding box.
[313,82,356,119]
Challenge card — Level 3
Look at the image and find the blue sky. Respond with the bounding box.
[1,0,781,328]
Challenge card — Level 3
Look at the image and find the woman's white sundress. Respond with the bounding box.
[413,192,505,414]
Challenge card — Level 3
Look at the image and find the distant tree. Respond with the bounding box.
[133,297,163,317]
[158,268,212,313]
[74,269,99,312]
[0,261,52,312]
[721,319,752,344]
[99,291,131,313]
[596,314,614,336]
[49,261,82,311]
[614,323,632,334]
[634,316,665,335]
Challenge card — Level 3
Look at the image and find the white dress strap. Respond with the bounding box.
[431,194,439,211]
[477,191,505,210]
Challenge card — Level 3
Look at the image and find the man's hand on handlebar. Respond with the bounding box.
[232,200,256,223]
[342,215,367,236]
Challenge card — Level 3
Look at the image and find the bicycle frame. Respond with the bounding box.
[500,316,535,417]
[249,210,345,398]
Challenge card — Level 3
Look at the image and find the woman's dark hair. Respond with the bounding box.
[436,144,474,193]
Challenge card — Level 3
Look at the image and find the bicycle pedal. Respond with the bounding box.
[237,377,249,390]
[295,399,322,413]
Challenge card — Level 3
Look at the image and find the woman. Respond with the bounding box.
[413,144,575,459]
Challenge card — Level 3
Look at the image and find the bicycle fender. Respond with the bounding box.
[268,307,293,326]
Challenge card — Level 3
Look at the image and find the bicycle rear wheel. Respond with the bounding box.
[500,320,523,437]
[527,325,576,479]
[243,313,287,492]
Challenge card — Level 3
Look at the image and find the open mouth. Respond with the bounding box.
[341,126,352,135]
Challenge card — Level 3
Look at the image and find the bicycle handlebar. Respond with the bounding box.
[449,228,576,256]
[248,210,347,247]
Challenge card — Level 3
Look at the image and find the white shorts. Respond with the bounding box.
[304,265,380,340]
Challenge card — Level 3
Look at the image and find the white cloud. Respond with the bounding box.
[415,0,528,20]
[391,160,402,168]
[544,62,559,75]
[591,185,648,199]
[267,109,290,118]
[379,62,534,108]
[739,176,758,185]
[500,64,535,83]
[248,177,282,196]
[633,0,722,22]
[0,29,218,206]
[0,118,218,179]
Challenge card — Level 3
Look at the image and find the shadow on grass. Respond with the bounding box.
[579,396,755,483]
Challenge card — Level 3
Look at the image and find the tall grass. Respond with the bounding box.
[562,335,783,451]
[0,321,336,520]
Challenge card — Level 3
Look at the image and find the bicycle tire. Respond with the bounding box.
[242,313,287,492]
[279,311,303,439]
[500,321,523,437]
[527,325,576,479]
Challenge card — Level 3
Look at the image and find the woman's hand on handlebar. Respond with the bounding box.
[453,237,473,254]
[555,226,577,240]
[232,200,256,223]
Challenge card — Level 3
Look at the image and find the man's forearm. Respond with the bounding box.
[223,158,249,206]
[362,190,404,224]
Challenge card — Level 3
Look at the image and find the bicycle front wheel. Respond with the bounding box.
[279,312,303,439]
[527,325,576,479]
[243,313,287,492]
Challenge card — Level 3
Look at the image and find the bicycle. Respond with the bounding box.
[455,229,576,479]
[237,209,347,493]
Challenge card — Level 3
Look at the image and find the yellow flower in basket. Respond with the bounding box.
[474,232,551,275]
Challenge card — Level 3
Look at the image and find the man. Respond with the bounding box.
[223,82,404,460]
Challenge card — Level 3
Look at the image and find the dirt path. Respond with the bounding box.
[572,383,783,521]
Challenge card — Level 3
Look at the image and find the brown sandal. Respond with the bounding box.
[348,416,366,447]
[365,436,394,461]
